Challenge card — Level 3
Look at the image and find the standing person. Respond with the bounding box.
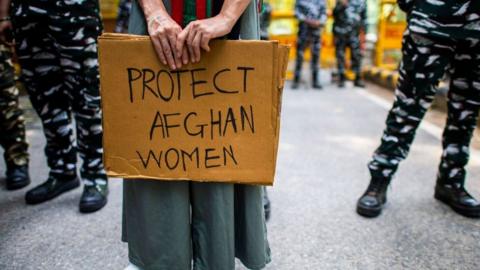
[357,0,480,218]
[5,0,108,213]
[333,0,366,88]
[122,0,271,269]
[0,10,29,190]
[115,0,133,33]
[292,0,327,90]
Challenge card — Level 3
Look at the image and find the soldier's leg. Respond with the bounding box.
[334,35,347,87]
[438,65,480,184]
[52,0,107,212]
[13,4,81,203]
[434,39,480,218]
[368,32,453,180]
[0,45,28,167]
[310,30,322,89]
[293,23,308,87]
[349,34,364,87]
[12,9,77,179]
[0,45,30,189]
[357,32,454,217]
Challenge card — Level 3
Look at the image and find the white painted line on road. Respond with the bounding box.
[355,88,480,163]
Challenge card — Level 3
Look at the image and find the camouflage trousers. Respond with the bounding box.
[0,45,28,167]
[369,30,480,185]
[115,0,132,33]
[334,33,362,75]
[11,0,107,185]
[294,22,321,80]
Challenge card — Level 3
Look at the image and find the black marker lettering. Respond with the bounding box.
[156,70,174,101]
[191,68,213,99]
[127,68,142,103]
[240,105,255,133]
[223,145,238,166]
[213,68,238,94]
[149,111,165,140]
[142,68,159,99]
[237,67,255,93]
[165,148,180,170]
[205,148,221,168]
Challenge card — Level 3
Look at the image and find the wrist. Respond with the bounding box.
[218,12,237,32]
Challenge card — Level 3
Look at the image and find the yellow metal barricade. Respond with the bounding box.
[100,0,120,32]
[375,0,405,70]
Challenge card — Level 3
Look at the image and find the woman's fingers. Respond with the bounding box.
[151,37,167,66]
[159,35,176,69]
[167,33,182,68]
[192,32,202,62]
[186,27,197,63]
[182,47,189,65]
[176,20,215,64]
[176,26,189,58]
[200,34,210,52]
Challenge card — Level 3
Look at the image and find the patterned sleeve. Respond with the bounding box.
[294,0,306,21]
[319,0,327,25]
[333,2,345,20]
[361,1,367,32]
[397,0,414,13]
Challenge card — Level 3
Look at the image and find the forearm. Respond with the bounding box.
[0,0,11,18]
[138,0,169,20]
[219,0,252,30]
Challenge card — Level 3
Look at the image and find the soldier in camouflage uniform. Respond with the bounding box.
[115,0,132,33]
[357,0,480,218]
[292,0,327,90]
[7,0,108,213]
[333,0,366,88]
[0,34,30,190]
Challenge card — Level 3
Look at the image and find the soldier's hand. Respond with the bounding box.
[0,20,13,46]
[305,19,322,28]
[146,12,184,70]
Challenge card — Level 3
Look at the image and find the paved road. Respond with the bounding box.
[1,81,479,270]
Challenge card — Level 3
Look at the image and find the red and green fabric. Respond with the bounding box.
[171,0,213,27]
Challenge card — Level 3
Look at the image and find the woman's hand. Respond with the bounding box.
[176,0,252,64]
[176,14,234,63]
[147,12,186,69]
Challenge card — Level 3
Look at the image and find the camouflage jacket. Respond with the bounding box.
[333,0,367,36]
[398,0,480,40]
[295,0,327,25]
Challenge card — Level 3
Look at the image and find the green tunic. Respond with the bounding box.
[123,1,270,270]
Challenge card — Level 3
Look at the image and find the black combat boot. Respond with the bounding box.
[292,75,300,90]
[354,73,365,88]
[434,180,480,218]
[338,73,346,88]
[6,164,30,190]
[312,71,323,90]
[356,178,391,218]
[79,182,108,213]
[25,173,80,204]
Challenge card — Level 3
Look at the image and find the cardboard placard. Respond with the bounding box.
[98,33,289,185]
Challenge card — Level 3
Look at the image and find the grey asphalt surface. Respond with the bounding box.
[1,80,479,270]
